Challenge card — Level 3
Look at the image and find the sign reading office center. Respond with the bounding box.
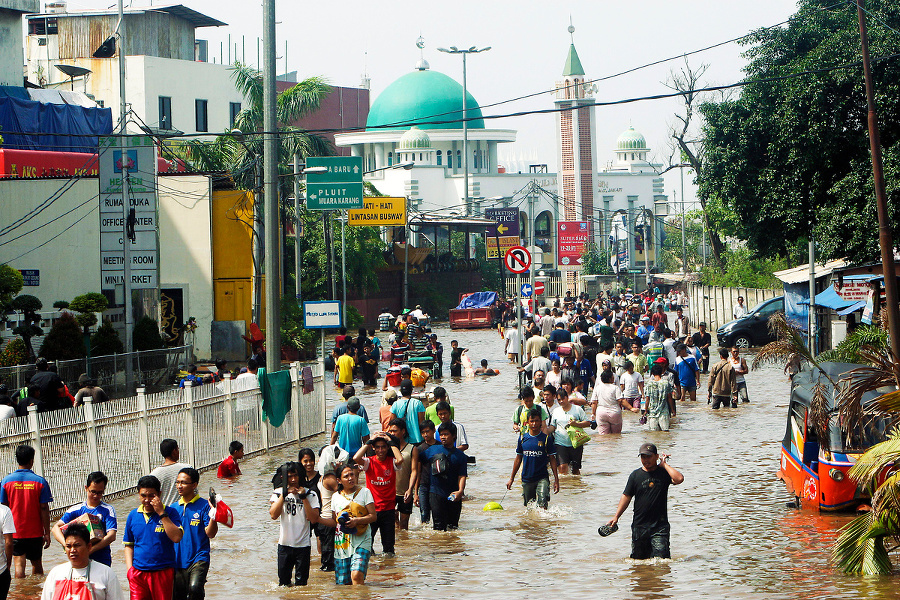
[304,301,342,329]
[504,245,531,274]
[98,135,159,291]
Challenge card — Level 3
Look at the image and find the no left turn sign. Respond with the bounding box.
[504,245,531,274]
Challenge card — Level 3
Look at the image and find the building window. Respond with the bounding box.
[158,96,172,130]
[456,150,461,167]
[229,102,241,125]
[436,150,442,166]
[387,152,393,166]
[195,99,208,132]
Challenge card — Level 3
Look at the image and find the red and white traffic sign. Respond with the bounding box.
[534,280,545,295]
[504,245,531,274]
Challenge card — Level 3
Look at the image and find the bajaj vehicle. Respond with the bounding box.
[777,362,891,511]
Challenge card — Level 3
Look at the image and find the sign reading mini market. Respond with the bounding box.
[305,156,364,210]
[348,197,406,226]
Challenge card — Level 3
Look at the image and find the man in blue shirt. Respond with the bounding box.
[549,323,572,344]
[418,422,467,531]
[507,408,559,509]
[636,316,652,346]
[51,471,117,567]
[331,397,370,456]
[174,468,217,600]
[390,380,425,444]
[123,475,183,600]
[674,343,700,402]
[330,386,369,437]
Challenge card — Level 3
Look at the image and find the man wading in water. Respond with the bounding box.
[605,443,684,560]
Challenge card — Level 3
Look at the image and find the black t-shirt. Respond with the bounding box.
[29,370,63,409]
[692,332,712,355]
[623,466,673,528]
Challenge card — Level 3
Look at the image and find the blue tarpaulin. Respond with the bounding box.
[799,286,858,311]
[454,291,497,310]
[0,90,112,153]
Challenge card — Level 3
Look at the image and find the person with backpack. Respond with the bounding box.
[417,422,467,531]
[512,387,549,437]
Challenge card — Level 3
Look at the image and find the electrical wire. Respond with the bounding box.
[0,195,99,247]
[7,204,98,262]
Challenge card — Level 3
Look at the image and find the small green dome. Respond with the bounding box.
[399,126,432,150]
[366,69,484,131]
[616,126,647,150]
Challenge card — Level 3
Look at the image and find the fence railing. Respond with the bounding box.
[0,361,326,515]
[504,276,568,301]
[687,283,780,333]
[0,345,191,398]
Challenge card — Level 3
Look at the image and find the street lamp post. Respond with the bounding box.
[437,45,490,215]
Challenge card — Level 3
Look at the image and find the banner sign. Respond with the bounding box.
[348,197,406,226]
[304,301,342,329]
[557,220,589,268]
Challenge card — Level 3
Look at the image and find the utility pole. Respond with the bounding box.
[341,212,347,327]
[117,0,133,388]
[262,0,279,374]
[680,167,687,274]
[293,153,301,306]
[809,234,816,354]
[528,182,536,300]
[858,0,900,371]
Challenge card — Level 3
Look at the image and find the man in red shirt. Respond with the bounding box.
[0,445,52,577]
[353,432,403,557]
[217,441,244,478]
[650,304,668,330]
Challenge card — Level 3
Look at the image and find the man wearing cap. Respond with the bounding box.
[606,443,684,560]
[636,316,652,346]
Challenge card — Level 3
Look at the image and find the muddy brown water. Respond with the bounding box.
[12,325,900,599]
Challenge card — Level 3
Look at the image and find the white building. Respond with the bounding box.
[0,0,38,86]
[334,32,668,274]
[24,3,243,136]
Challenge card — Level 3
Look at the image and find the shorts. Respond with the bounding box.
[711,395,735,410]
[128,566,175,600]
[680,385,697,393]
[631,522,671,560]
[556,444,583,470]
[522,478,550,509]
[624,396,641,410]
[597,410,623,434]
[646,412,670,431]
[12,537,42,561]
[395,494,413,515]
[334,547,371,585]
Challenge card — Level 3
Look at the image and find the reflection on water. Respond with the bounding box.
[11,325,900,599]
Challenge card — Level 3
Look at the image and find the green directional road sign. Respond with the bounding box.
[305,156,364,209]
[306,183,364,209]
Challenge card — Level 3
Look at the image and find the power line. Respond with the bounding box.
[0,195,99,247]
[7,204,98,262]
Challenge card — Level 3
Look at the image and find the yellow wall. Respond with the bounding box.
[211,189,257,328]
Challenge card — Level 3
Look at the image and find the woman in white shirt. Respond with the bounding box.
[590,369,638,434]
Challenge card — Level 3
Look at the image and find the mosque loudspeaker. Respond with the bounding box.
[92,36,117,59]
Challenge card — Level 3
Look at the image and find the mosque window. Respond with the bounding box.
[631,153,635,160]
[447,151,452,168]
[437,150,442,166]
[388,152,393,166]
[419,153,423,161]
[457,150,461,167]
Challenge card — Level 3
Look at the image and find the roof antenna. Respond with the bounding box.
[415,34,429,70]
[361,50,370,89]
[568,16,575,43]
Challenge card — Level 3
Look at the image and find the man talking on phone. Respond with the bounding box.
[605,443,684,559]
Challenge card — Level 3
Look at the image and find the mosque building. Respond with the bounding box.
[334,29,668,275]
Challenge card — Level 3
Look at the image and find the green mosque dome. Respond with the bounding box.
[366,68,485,131]
[398,126,432,149]
[616,126,647,150]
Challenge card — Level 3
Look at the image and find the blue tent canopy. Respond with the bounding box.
[799,286,857,311]
[454,291,497,310]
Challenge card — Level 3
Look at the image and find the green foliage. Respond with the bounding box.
[0,338,27,367]
[697,0,900,264]
[0,265,23,308]
[280,297,318,353]
[659,211,707,273]
[69,292,108,330]
[52,300,69,310]
[580,243,612,276]
[698,248,788,289]
[39,312,84,360]
[816,325,889,364]
[9,294,42,314]
[91,319,124,356]
[345,305,365,330]
[133,317,164,351]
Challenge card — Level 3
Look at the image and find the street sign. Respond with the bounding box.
[19,270,39,286]
[504,245,531,274]
[303,301,342,328]
[485,207,520,237]
[520,282,533,297]
[534,280,545,295]
[98,135,159,290]
[485,235,521,259]
[305,157,364,210]
[557,220,590,268]
[348,197,406,226]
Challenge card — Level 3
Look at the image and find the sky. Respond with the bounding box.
[65,0,804,205]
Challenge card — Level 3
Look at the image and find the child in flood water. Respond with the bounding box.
[331,465,377,585]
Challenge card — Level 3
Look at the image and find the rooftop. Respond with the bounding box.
[28,4,226,28]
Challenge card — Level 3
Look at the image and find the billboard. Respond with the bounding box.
[557,221,589,268]
[484,208,520,237]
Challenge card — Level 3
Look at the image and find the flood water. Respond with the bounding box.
[13,324,900,599]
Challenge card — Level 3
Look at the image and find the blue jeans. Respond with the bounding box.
[631,521,671,559]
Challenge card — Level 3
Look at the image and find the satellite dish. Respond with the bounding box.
[92,35,116,59]
[54,64,92,91]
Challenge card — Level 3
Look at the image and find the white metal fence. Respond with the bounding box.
[0,362,326,515]
[687,283,781,332]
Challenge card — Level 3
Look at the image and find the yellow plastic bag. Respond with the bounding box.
[566,424,590,448]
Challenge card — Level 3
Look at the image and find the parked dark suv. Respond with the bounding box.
[716,296,784,348]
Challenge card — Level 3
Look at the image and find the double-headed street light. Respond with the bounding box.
[437,45,490,215]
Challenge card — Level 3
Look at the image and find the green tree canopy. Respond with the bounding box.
[698,0,900,263]
[0,265,23,308]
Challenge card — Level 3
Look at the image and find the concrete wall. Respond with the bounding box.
[158,175,214,359]
[0,1,39,87]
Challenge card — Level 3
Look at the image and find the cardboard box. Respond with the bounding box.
[59,512,104,544]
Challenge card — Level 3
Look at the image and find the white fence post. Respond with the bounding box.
[290,362,301,442]
[137,387,151,475]
[260,380,270,452]
[223,373,234,439]
[83,398,101,474]
[184,380,196,467]
[27,405,44,477]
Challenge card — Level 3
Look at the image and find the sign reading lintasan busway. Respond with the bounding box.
[98,135,160,290]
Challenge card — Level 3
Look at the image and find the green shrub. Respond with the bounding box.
[133,316,165,351]
[91,319,124,355]
[0,338,27,367]
[39,312,85,360]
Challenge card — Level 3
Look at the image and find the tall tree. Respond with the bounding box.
[697,0,900,263]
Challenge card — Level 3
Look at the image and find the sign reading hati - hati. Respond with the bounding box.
[303,301,342,329]
[98,135,159,290]
[348,197,406,226]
